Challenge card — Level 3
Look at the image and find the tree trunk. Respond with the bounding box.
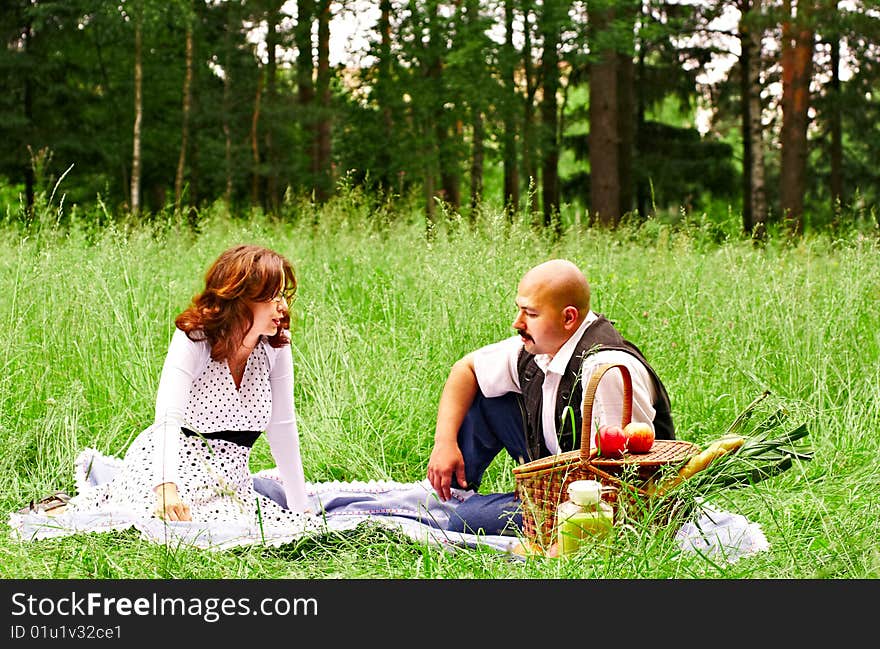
[130,6,143,216]
[265,4,279,215]
[188,71,200,223]
[779,0,814,236]
[377,0,394,192]
[427,4,459,212]
[739,2,754,234]
[747,20,767,240]
[251,71,262,207]
[635,46,649,219]
[740,0,768,239]
[501,0,519,217]
[435,124,460,211]
[315,0,332,202]
[539,1,563,229]
[222,2,233,209]
[439,128,462,212]
[470,108,484,214]
[522,0,539,217]
[589,3,620,227]
[465,0,483,217]
[22,9,34,215]
[423,135,436,236]
[617,49,634,218]
[296,0,315,106]
[433,78,459,211]
[175,8,194,213]
[615,0,637,219]
[296,0,315,196]
[419,3,440,226]
[829,28,843,224]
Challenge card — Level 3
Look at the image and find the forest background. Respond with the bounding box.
[2,0,879,235]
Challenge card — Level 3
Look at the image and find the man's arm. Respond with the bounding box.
[427,353,478,501]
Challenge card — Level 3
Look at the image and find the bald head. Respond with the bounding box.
[519,259,590,315]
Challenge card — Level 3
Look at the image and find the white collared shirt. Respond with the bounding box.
[472,311,658,454]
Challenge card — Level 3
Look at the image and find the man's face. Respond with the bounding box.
[511,281,570,357]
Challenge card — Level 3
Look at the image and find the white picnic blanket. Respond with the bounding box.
[10,453,769,563]
[674,500,770,563]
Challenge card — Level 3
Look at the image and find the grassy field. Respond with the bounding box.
[1,196,878,579]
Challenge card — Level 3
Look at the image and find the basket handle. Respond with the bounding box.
[580,362,633,461]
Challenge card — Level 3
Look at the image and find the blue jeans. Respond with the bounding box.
[253,391,528,537]
[444,391,526,536]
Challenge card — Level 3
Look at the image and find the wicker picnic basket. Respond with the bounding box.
[512,362,700,546]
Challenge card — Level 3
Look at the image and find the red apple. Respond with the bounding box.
[624,421,655,454]
[597,424,627,458]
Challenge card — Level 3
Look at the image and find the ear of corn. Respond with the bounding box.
[677,435,746,480]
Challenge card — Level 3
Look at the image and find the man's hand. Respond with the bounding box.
[154,482,192,521]
[429,355,479,501]
[427,442,467,502]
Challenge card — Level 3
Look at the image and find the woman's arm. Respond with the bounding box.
[151,328,207,518]
[265,341,310,512]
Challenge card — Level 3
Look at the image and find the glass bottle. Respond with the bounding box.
[556,479,614,555]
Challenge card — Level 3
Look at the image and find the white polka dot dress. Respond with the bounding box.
[184,340,272,433]
[46,339,322,546]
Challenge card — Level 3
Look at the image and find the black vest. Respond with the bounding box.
[516,315,675,461]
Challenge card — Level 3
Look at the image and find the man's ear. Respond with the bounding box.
[562,305,579,329]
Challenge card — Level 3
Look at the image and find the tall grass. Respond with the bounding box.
[1,194,878,578]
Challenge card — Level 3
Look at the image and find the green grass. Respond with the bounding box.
[1,194,878,579]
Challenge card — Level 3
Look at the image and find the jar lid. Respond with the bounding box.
[567,479,601,505]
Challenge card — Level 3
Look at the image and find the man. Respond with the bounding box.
[427,259,674,533]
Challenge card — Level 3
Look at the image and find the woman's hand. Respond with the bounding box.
[154,482,192,521]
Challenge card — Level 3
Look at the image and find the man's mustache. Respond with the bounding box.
[516,328,533,342]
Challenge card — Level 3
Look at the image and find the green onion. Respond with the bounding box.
[664,393,814,500]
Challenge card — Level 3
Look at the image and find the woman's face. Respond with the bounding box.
[248,282,288,338]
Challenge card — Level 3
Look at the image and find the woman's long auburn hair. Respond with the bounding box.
[175,245,296,361]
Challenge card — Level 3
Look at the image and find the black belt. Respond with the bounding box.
[181,428,261,448]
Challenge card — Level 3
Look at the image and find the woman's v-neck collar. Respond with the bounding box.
[226,339,261,392]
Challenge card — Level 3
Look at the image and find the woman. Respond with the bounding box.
[12,245,320,546]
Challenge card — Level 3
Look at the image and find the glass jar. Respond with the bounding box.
[556,479,614,555]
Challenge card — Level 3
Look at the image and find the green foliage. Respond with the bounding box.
[563,120,738,214]
[0,1,878,243]
[808,52,880,230]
